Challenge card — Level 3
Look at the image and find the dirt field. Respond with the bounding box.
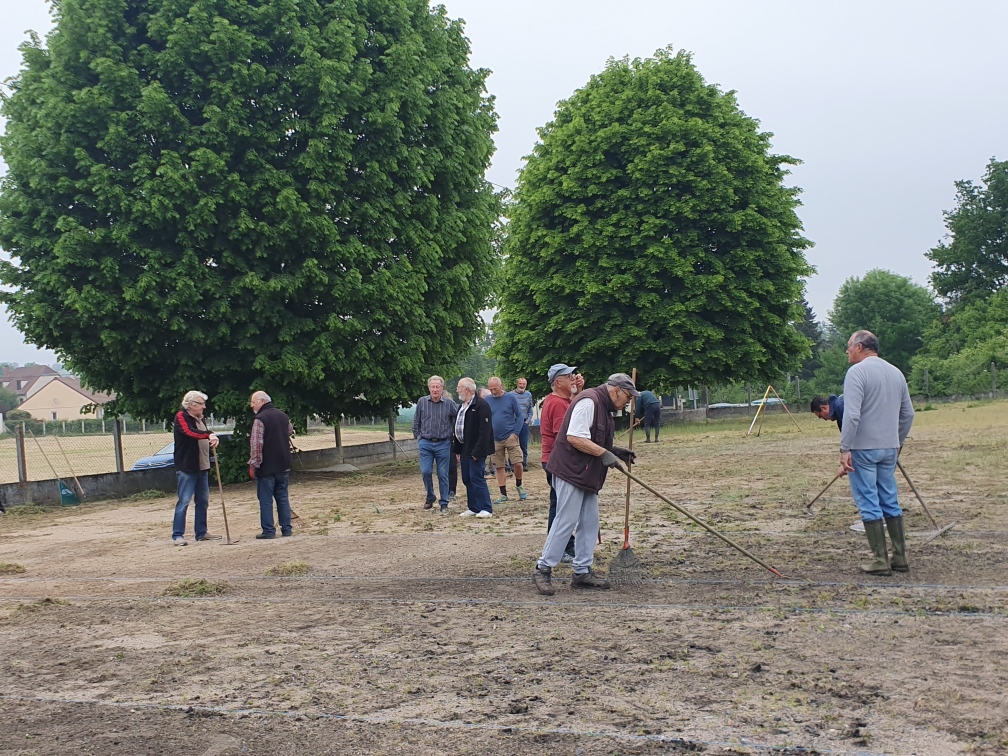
[1,401,1006,755]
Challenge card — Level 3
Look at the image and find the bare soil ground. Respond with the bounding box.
[1,401,1007,755]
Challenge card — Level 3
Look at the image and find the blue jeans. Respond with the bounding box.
[418,438,452,506]
[848,448,902,521]
[518,423,529,467]
[461,455,492,513]
[257,472,292,536]
[173,470,209,539]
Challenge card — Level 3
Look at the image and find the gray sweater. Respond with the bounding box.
[840,356,914,451]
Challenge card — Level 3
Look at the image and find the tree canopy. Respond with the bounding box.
[0,0,500,425]
[491,48,813,395]
[828,269,939,377]
[927,158,1008,307]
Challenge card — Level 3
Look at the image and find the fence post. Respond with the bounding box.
[992,362,997,393]
[796,376,801,402]
[924,367,930,400]
[334,420,344,464]
[388,411,396,460]
[113,418,124,474]
[15,423,27,484]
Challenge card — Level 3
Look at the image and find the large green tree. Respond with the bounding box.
[927,158,1008,307]
[828,269,939,377]
[0,0,499,428]
[492,49,813,394]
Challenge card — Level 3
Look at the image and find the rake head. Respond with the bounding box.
[290,508,307,529]
[609,545,644,588]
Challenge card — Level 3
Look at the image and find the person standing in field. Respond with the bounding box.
[453,377,495,517]
[534,373,638,594]
[539,364,585,563]
[171,390,220,546]
[634,389,662,443]
[510,377,535,468]
[248,390,295,539]
[485,377,527,504]
[411,375,459,513]
[839,330,915,576]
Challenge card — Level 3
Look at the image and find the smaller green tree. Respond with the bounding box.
[927,158,1008,307]
[828,269,939,376]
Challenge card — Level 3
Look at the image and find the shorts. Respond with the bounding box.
[492,434,522,468]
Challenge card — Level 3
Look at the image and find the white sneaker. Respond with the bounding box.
[476,510,493,518]
[173,537,188,546]
[459,509,476,517]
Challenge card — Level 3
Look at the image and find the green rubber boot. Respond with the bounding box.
[886,515,909,573]
[860,519,892,576]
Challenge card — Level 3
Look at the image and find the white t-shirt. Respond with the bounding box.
[567,398,595,439]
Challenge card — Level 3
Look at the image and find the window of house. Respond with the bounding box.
[52,412,58,420]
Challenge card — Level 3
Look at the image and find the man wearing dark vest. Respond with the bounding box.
[248,390,295,539]
[533,373,638,594]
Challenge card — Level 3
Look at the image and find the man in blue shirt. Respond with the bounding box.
[486,376,527,504]
[510,377,535,467]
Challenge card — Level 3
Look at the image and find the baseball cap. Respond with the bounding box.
[547,363,577,384]
[607,372,640,397]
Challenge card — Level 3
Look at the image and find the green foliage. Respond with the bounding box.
[909,288,1008,395]
[492,48,813,395]
[927,158,1008,307]
[828,269,939,376]
[806,344,849,397]
[445,329,496,396]
[794,297,824,380]
[0,0,500,445]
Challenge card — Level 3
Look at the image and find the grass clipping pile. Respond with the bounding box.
[1,402,1007,755]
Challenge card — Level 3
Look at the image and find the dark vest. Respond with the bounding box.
[256,402,292,476]
[545,385,616,493]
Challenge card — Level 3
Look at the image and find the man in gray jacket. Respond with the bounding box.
[839,330,915,575]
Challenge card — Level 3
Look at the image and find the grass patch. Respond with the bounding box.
[161,578,231,597]
[0,562,26,575]
[265,561,309,577]
[5,504,50,516]
[126,489,171,501]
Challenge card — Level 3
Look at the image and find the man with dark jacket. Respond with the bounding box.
[171,390,220,546]
[634,389,662,442]
[811,394,844,431]
[248,390,295,539]
[453,377,495,517]
[533,373,638,594]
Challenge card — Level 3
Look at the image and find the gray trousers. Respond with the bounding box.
[537,477,599,575]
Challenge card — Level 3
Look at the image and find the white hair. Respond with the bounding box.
[181,390,208,409]
[457,377,476,394]
[427,375,445,388]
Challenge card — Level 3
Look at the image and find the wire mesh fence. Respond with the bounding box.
[0,416,417,484]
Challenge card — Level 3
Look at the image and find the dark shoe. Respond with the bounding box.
[424,498,435,510]
[195,534,222,541]
[886,515,909,572]
[860,519,892,576]
[560,552,574,564]
[281,530,292,537]
[255,533,276,540]
[532,565,555,595]
[571,569,611,590]
[439,506,448,515]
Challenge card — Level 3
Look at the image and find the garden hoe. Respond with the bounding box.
[611,369,644,587]
[897,460,956,543]
[617,466,786,579]
[804,472,842,517]
[212,453,239,545]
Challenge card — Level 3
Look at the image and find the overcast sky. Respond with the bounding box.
[2,0,1006,365]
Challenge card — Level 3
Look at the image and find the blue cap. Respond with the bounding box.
[547,364,577,384]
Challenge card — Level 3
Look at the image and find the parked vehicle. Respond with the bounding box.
[131,432,232,470]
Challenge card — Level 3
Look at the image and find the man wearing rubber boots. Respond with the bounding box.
[839,331,914,576]
[533,373,638,594]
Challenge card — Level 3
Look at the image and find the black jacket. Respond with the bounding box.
[254,402,293,476]
[173,409,212,474]
[454,395,495,459]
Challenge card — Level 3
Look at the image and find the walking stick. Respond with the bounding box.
[212,452,238,545]
[617,466,786,579]
[896,460,956,541]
